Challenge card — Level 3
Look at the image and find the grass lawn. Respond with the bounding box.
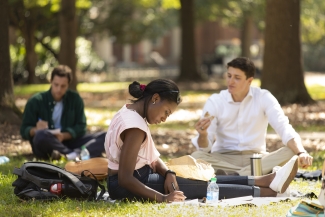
[3,80,324,216]
[13,79,325,101]
[0,152,324,217]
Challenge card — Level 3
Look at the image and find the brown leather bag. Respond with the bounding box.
[65,157,108,181]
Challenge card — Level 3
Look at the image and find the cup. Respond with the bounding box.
[250,154,262,176]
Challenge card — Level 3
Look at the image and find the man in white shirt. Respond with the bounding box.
[191,57,313,176]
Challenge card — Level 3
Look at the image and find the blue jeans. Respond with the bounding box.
[107,165,260,201]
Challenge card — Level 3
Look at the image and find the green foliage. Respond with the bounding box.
[76,38,108,73]
[300,0,325,71]
[10,36,106,82]
[194,0,265,30]
[90,0,178,44]
[310,150,325,169]
[161,0,180,9]
[301,0,325,46]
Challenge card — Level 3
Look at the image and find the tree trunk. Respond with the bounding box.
[261,0,314,105]
[240,13,254,58]
[178,0,202,81]
[22,22,37,84]
[59,0,78,91]
[0,0,21,125]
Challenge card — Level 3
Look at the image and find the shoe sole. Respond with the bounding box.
[280,157,298,193]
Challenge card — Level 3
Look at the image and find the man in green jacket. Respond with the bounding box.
[20,65,105,160]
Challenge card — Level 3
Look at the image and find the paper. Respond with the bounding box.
[221,195,253,202]
[47,129,61,135]
[217,197,297,207]
[166,196,297,207]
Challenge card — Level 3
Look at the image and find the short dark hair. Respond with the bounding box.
[51,65,72,83]
[227,57,255,79]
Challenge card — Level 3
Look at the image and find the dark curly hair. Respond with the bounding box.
[128,79,181,120]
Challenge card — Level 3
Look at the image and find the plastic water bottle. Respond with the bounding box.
[0,156,10,164]
[206,177,219,203]
[50,183,91,196]
[80,145,90,160]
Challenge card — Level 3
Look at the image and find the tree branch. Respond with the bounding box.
[34,36,59,60]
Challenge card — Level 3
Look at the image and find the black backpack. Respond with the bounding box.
[12,161,106,201]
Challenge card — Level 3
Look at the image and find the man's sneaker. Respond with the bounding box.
[269,155,298,193]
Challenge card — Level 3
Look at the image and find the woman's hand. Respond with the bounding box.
[162,191,186,203]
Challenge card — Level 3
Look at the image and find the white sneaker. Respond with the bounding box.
[272,166,281,173]
[277,186,291,197]
[66,152,78,161]
[269,155,298,193]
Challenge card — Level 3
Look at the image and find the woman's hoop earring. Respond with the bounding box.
[152,101,156,105]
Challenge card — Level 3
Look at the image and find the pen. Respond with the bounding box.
[171,182,176,191]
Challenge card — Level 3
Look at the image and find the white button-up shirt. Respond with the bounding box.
[191,86,300,153]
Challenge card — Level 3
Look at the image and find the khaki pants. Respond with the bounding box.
[191,147,295,176]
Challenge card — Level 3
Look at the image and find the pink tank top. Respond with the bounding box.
[104,105,160,170]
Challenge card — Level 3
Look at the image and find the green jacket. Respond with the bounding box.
[20,89,87,140]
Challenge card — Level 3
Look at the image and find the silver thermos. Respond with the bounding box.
[250,154,262,176]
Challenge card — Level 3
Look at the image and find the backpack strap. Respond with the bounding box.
[14,162,92,195]
[81,170,106,200]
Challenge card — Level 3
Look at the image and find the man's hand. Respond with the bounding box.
[195,111,214,133]
[55,133,64,142]
[30,120,48,137]
[36,120,48,130]
[298,153,313,169]
[287,137,313,169]
[54,132,71,142]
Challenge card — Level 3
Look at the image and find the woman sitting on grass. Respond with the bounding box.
[104,79,298,202]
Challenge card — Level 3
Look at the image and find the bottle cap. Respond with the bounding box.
[50,183,62,195]
[81,145,86,150]
[51,184,57,191]
[211,177,217,182]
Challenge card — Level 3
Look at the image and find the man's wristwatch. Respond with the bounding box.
[165,169,176,178]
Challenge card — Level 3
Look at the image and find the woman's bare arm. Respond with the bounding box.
[118,128,184,202]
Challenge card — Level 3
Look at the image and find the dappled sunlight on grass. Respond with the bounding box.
[14,82,130,95]
[13,78,325,101]
[78,82,129,93]
[168,109,201,122]
[307,85,325,100]
[180,93,212,104]
[14,84,49,95]
[85,107,203,127]
[85,108,118,127]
